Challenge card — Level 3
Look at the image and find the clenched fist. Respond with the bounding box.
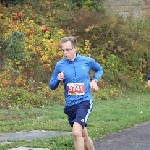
[58,71,65,81]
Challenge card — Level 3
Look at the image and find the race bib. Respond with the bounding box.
[67,83,85,95]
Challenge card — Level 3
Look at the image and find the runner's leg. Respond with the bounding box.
[72,122,84,150]
[82,127,95,150]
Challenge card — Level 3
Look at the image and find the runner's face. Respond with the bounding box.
[61,41,77,61]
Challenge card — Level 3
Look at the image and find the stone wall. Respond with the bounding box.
[102,0,150,19]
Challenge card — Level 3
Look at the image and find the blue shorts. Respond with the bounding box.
[64,100,93,128]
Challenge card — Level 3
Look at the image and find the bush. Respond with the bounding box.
[0,0,150,108]
[0,85,65,109]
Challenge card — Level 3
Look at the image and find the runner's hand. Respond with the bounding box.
[90,80,98,92]
[58,71,64,81]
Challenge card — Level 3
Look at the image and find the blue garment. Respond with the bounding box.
[148,73,150,80]
[64,100,93,128]
[49,54,103,106]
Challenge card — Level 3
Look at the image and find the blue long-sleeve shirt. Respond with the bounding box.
[148,73,150,80]
[49,54,103,106]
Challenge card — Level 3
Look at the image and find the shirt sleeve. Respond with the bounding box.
[148,73,150,80]
[49,63,61,90]
[88,57,104,81]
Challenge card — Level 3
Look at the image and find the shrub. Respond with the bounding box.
[0,0,150,108]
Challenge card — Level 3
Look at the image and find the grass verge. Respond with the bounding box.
[0,92,150,150]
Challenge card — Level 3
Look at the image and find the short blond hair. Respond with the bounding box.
[60,36,77,47]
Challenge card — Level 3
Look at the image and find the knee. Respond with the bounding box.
[72,130,82,139]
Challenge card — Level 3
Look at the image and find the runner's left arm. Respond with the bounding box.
[89,58,103,82]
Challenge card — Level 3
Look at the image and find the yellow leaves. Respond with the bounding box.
[57,51,63,56]
[41,55,49,63]
[0,5,65,88]
[101,58,106,64]
[25,28,31,35]
[85,28,90,32]
[36,46,42,52]
[29,20,34,24]
[18,66,24,70]
[44,32,50,39]
[27,44,33,50]
[52,51,57,56]
[85,24,98,32]
[0,13,3,18]
[13,25,19,30]
[85,40,90,44]
[139,72,144,82]
[42,38,47,42]
[49,39,54,43]
[84,40,91,51]
[57,29,64,35]
[15,61,20,65]
[42,40,51,48]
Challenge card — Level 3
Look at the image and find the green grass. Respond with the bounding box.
[0,92,150,150]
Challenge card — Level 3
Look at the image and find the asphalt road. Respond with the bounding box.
[93,121,150,150]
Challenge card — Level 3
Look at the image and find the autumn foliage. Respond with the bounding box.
[0,0,150,108]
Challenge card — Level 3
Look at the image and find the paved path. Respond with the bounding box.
[0,130,71,141]
[0,130,71,150]
[8,148,49,150]
[0,121,150,150]
[93,121,150,150]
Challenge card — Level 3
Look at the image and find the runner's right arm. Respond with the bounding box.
[49,63,61,90]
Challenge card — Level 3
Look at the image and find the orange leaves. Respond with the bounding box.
[25,28,34,36]
[12,11,25,20]
[46,1,51,5]
[2,79,9,86]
